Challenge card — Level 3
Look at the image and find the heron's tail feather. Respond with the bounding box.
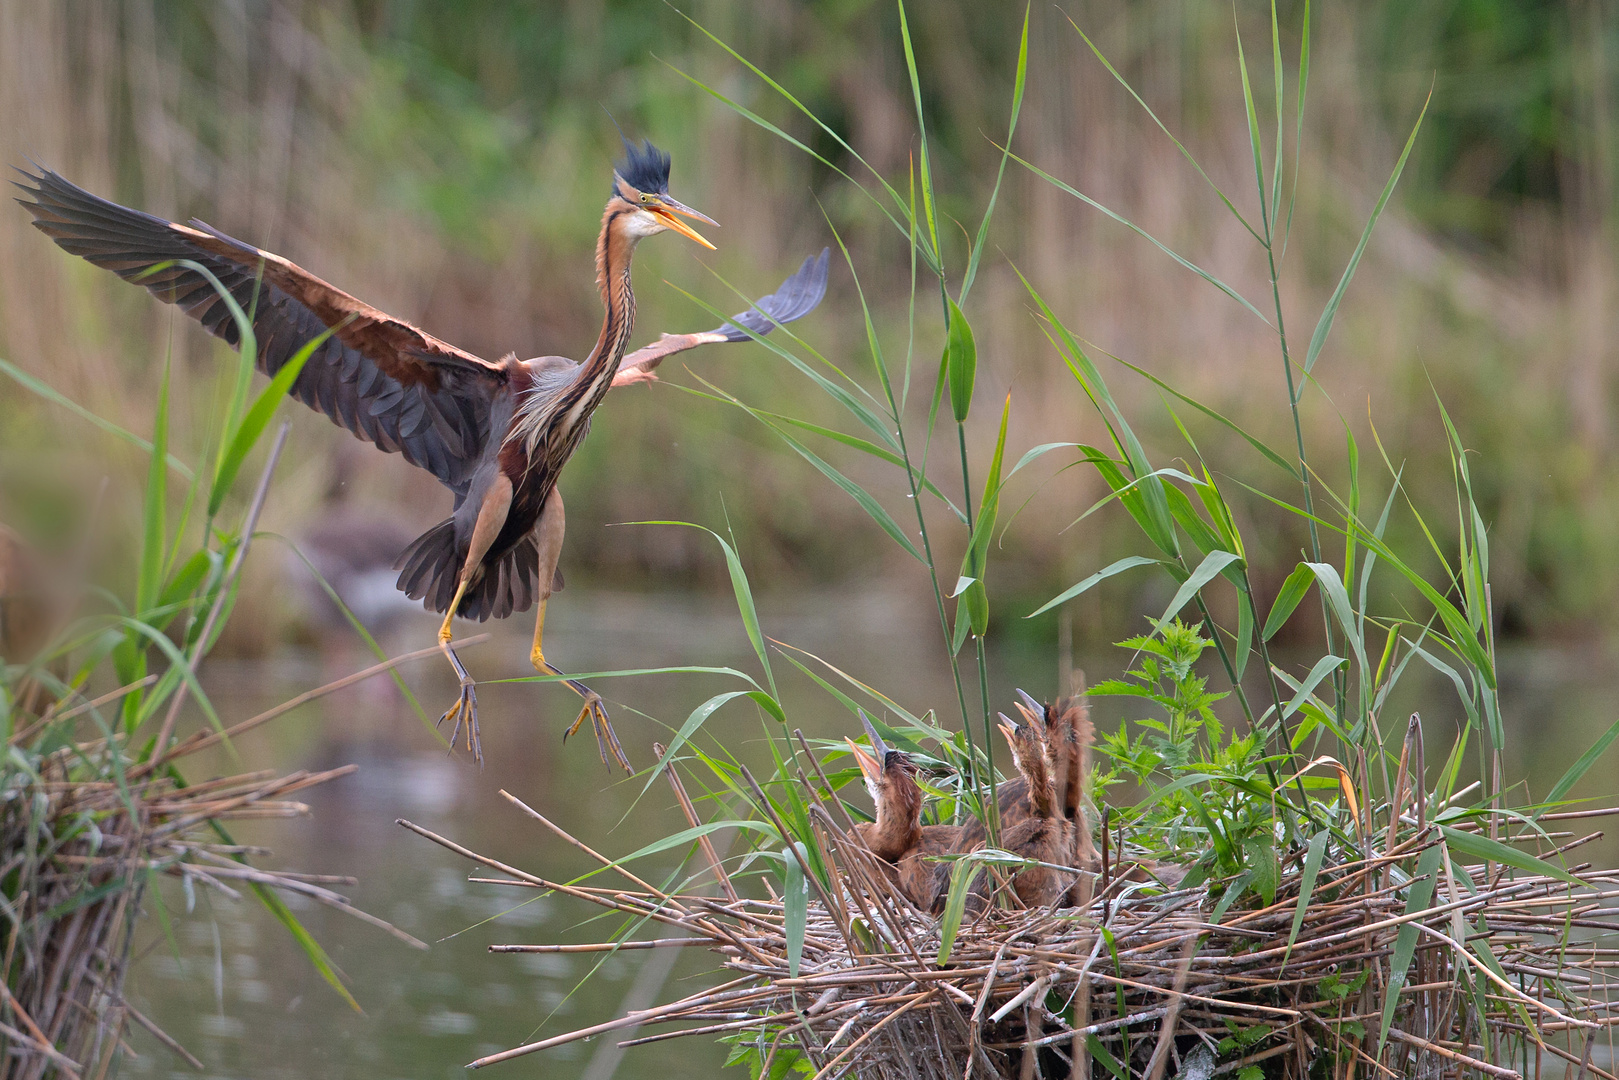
[394,522,553,622]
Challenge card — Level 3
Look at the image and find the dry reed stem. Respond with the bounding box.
[416,795,1619,1080]
[1,636,439,1073]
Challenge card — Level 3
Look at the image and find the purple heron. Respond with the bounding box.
[17,142,827,769]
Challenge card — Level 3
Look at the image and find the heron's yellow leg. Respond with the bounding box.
[529,596,549,671]
[440,578,472,644]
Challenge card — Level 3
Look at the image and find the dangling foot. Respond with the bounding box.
[438,640,482,766]
[537,655,629,773]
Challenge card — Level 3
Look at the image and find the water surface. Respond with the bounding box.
[116,588,1619,1078]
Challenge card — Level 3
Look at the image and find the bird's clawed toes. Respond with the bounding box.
[564,691,630,773]
[438,676,483,766]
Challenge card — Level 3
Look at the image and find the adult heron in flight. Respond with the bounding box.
[17,141,828,769]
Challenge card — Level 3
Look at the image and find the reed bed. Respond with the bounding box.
[1,733,424,1080]
[408,796,1619,1079]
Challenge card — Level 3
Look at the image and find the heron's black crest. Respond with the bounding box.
[614,139,671,196]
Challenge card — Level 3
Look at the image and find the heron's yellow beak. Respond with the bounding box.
[650,195,718,250]
[845,738,884,785]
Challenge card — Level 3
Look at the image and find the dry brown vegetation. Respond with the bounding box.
[1,2,1616,642]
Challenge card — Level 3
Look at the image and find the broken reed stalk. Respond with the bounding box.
[410,803,1619,1079]
[0,644,456,1077]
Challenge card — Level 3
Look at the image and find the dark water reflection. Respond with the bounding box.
[117,587,1619,1078]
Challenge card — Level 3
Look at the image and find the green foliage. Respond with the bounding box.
[1092,624,1282,895]
[0,265,386,1018]
[722,1034,816,1080]
[1093,622,1230,778]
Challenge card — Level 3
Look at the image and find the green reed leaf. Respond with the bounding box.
[209,329,330,516]
[0,357,194,479]
[1153,550,1242,637]
[1378,843,1441,1050]
[1030,556,1162,618]
[1302,89,1430,377]
[961,3,1029,304]
[945,298,977,424]
[936,857,983,965]
[1263,563,1316,641]
[784,842,809,977]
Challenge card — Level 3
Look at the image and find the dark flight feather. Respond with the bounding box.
[14,168,504,496]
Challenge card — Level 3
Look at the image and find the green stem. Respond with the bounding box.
[877,322,982,825]
[973,635,999,844]
[956,420,999,846]
[1261,207,1348,738]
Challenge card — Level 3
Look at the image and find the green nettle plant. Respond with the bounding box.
[1093,623,1284,901]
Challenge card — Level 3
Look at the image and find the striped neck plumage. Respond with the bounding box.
[514,204,640,456]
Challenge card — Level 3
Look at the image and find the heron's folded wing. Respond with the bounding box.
[16,168,502,493]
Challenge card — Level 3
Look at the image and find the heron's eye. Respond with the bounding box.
[639,192,652,204]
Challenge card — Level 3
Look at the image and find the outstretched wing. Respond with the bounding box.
[613,248,830,381]
[713,247,830,341]
[16,169,504,492]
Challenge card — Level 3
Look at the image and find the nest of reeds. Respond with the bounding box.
[0,725,422,1079]
[409,780,1619,1079]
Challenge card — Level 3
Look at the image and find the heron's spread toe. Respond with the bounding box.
[562,691,629,773]
[438,677,481,766]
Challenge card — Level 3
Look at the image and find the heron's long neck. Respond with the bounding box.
[515,203,638,455]
[584,206,639,383]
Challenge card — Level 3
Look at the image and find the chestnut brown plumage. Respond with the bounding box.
[16,150,828,769]
[994,709,1078,908]
[845,714,965,913]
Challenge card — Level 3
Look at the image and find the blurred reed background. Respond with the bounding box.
[0,0,1614,651]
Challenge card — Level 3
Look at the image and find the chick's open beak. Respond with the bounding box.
[845,738,883,785]
[651,194,717,249]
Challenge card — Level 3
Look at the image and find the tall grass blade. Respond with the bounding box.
[1282,655,1345,719]
[618,821,775,864]
[1283,830,1330,964]
[137,359,171,619]
[1302,90,1431,376]
[1540,715,1619,813]
[895,0,940,266]
[676,384,963,518]
[641,690,780,798]
[1263,563,1316,640]
[1439,825,1581,886]
[1269,0,1285,228]
[1014,270,1178,548]
[1302,563,1367,672]
[1013,156,1270,324]
[1234,15,1270,238]
[961,3,1029,304]
[1112,355,1298,478]
[1378,843,1441,1050]
[784,843,808,977]
[0,358,194,479]
[251,879,361,1013]
[1030,556,1162,618]
[936,857,982,965]
[1064,14,1261,242]
[208,330,331,516]
[662,19,928,267]
[1283,0,1312,252]
[753,426,924,562]
[1153,550,1242,637]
